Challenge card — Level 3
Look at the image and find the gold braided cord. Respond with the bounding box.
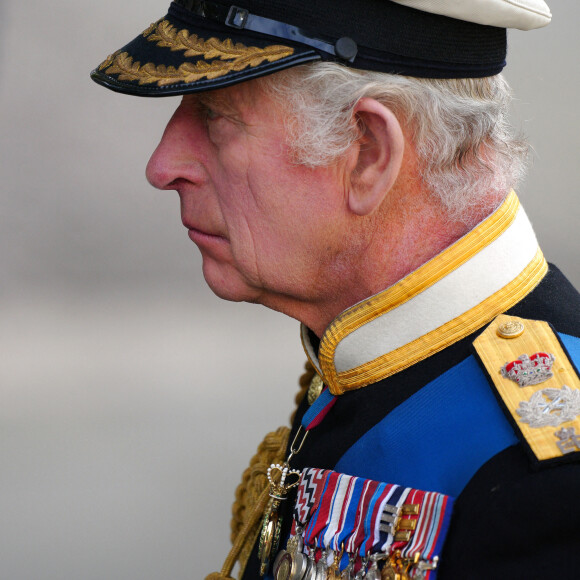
[204,485,271,580]
[230,361,315,544]
[229,426,290,577]
[99,21,294,87]
[230,426,290,543]
[213,361,314,578]
[204,361,314,579]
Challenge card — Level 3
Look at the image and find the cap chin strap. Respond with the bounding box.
[174,0,358,62]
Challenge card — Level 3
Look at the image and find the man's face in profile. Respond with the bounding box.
[146,78,356,315]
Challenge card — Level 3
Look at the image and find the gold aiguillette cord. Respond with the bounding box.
[205,428,309,580]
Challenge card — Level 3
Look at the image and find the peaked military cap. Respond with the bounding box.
[91,0,551,97]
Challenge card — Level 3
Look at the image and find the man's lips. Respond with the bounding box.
[184,221,227,244]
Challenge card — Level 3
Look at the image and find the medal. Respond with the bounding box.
[258,462,302,575]
[327,550,343,580]
[273,528,310,580]
[273,549,309,580]
[302,557,317,580]
[258,502,282,573]
[364,558,381,580]
[379,560,397,580]
[260,388,337,576]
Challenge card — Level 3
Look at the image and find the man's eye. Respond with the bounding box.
[204,107,221,122]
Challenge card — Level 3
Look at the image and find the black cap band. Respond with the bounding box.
[173,0,507,75]
[175,0,358,62]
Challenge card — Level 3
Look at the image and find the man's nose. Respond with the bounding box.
[146,104,207,191]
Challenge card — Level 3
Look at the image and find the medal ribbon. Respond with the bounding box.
[301,387,336,430]
[401,491,454,562]
[345,478,379,555]
[323,473,359,550]
[302,470,341,544]
[376,485,411,553]
[358,481,391,557]
[294,468,453,578]
[289,386,338,530]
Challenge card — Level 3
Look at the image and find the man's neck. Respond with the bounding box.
[304,195,484,337]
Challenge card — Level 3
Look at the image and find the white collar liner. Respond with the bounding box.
[301,192,548,395]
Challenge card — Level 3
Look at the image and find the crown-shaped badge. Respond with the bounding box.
[267,463,301,499]
[501,352,555,387]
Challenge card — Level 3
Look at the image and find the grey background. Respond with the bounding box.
[0,1,578,578]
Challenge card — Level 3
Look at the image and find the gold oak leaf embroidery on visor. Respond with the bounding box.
[141,21,160,38]
[100,20,295,86]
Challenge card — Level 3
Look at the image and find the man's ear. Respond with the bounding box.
[346,98,405,216]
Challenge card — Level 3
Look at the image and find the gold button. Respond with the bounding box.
[307,374,324,405]
[497,319,525,339]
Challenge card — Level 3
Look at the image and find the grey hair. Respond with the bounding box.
[260,63,529,224]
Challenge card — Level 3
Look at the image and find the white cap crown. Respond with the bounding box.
[390,0,551,30]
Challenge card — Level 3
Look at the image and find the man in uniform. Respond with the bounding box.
[91,0,580,578]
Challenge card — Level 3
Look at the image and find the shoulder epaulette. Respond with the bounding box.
[473,314,580,467]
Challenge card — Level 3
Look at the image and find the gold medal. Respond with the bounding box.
[272,529,309,580]
[380,562,397,580]
[258,462,302,576]
[272,550,290,580]
[258,502,282,575]
[286,532,303,555]
[273,549,309,580]
[326,549,342,580]
[307,374,325,405]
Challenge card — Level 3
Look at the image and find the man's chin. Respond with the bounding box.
[201,263,260,304]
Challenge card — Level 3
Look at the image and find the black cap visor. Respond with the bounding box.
[91,2,320,97]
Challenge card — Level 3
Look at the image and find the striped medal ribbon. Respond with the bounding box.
[290,468,454,579]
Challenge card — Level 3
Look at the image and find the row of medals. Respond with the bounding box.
[257,376,436,580]
[256,473,437,580]
[264,524,435,580]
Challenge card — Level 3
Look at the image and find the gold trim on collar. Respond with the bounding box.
[314,192,547,394]
[334,250,547,391]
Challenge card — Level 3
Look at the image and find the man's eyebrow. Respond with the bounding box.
[198,93,236,114]
[196,94,218,107]
[197,93,248,126]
